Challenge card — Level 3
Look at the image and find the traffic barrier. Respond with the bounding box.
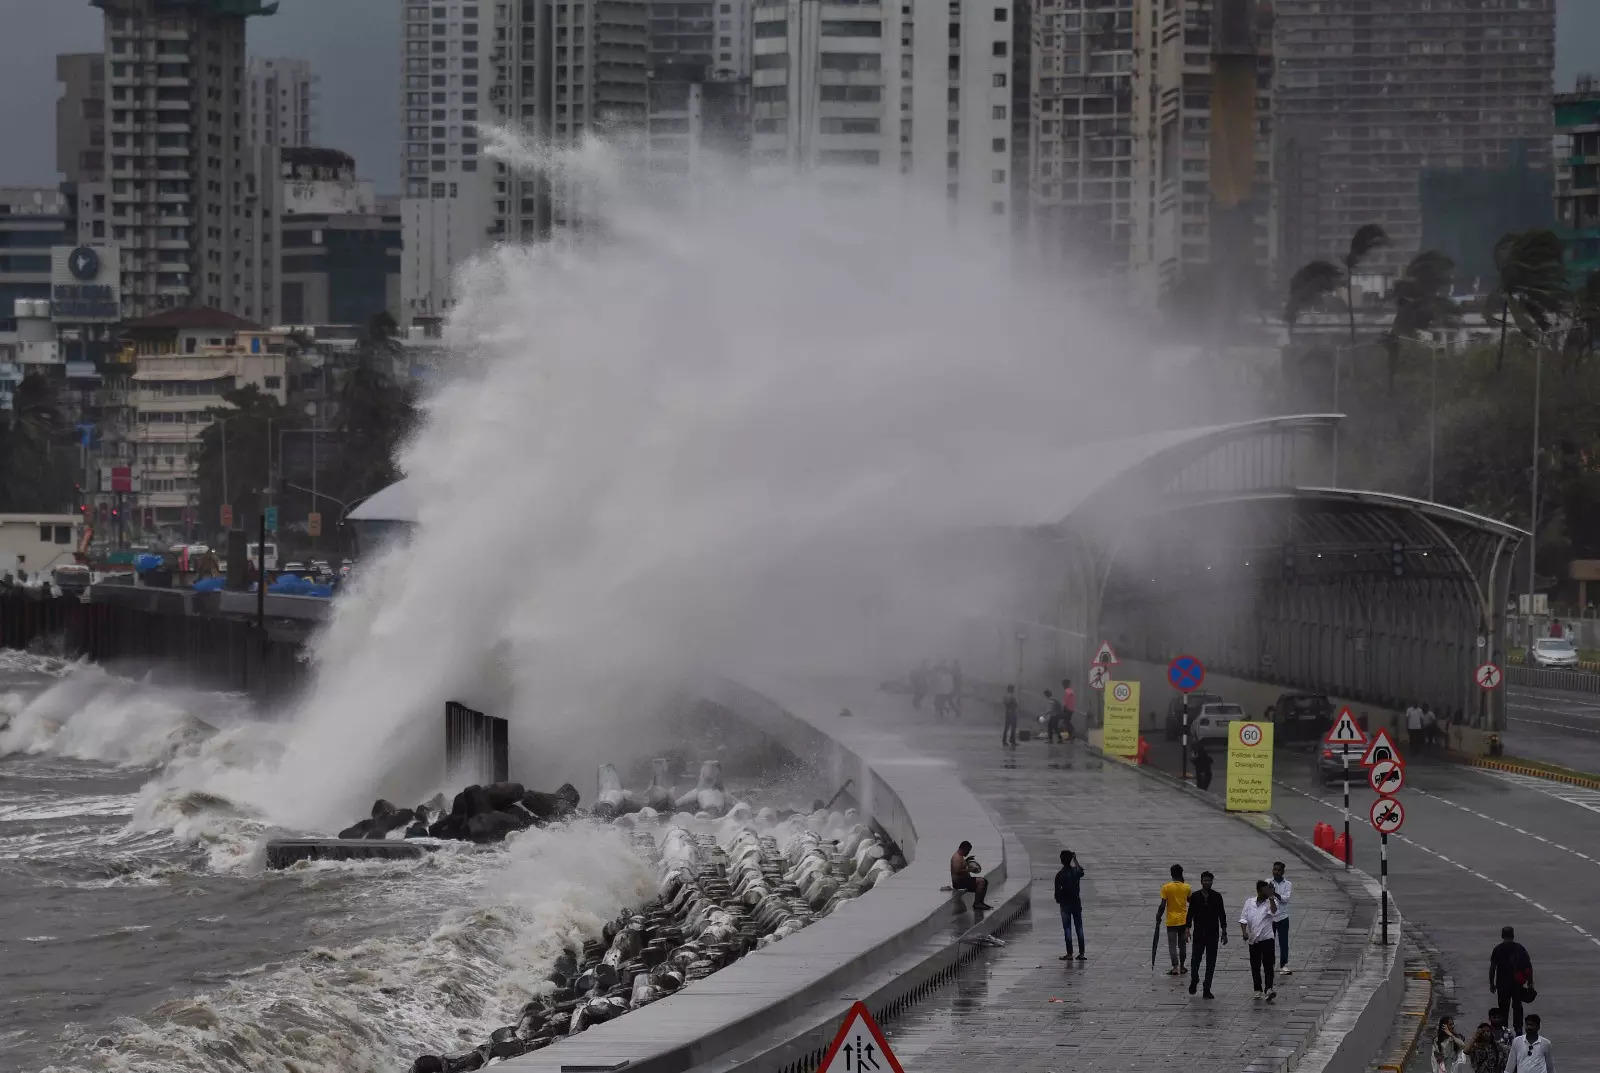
[1506,663,1600,694]
[1136,737,1151,765]
[1330,832,1349,862]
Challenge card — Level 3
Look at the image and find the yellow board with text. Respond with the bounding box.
[1225,720,1274,812]
[1102,680,1140,756]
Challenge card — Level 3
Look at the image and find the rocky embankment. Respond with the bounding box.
[396,760,897,1072]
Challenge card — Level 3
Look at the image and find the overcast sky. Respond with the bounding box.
[1,0,1597,193]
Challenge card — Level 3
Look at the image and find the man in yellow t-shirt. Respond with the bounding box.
[1159,864,1192,975]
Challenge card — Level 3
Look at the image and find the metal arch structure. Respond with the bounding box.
[1030,414,1524,732]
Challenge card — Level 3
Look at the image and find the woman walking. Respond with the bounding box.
[1432,1016,1467,1073]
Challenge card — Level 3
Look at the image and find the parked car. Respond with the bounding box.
[1527,637,1579,668]
[1165,691,1224,740]
[1190,702,1247,743]
[1272,692,1335,742]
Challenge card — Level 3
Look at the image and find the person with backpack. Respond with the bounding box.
[1489,925,1534,1033]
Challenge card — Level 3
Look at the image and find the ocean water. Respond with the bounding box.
[0,652,662,1073]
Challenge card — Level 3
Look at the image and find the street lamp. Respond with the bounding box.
[1525,323,1572,638]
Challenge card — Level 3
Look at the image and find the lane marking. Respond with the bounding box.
[1481,770,1600,817]
[1406,785,1600,868]
[1506,716,1600,736]
[1275,780,1600,952]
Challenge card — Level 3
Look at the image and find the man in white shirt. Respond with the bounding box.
[1270,860,1293,975]
[1239,879,1279,1002]
[1504,1014,1554,1073]
[1405,704,1425,751]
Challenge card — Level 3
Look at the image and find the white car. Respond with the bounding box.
[1528,637,1579,668]
[1190,703,1247,742]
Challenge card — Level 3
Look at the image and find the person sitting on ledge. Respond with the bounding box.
[951,840,993,910]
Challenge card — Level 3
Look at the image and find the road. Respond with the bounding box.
[1143,736,1600,1056]
[1505,682,1600,773]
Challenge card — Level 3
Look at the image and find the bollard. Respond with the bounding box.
[1313,823,1328,851]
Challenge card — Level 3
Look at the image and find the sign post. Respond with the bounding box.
[1167,654,1206,782]
[1087,664,1110,692]
[1225,720,1273,811]
[1475,662,1502,690]
[818,1001,905,1073]
[1324,708,1368,870]
[1091,641,1118,729]
[1369,796,1405,946]
[1102,681,1140,757]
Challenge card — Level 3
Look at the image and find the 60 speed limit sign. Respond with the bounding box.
[1110,681,1132,703]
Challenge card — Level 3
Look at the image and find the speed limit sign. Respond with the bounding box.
[1110,681,1132,703]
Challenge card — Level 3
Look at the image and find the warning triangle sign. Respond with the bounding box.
[818,1001,905,1073]
[1324,708,1367,746]
[1361,728,1404,768]
[1093,641,1120,665]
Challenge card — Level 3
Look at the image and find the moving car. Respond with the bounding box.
[1164,691,1225,740]
[1313,744,1364,785]
[1272,692,1335,742]
[1189,702,1246,743]
[1527,637,1579,668]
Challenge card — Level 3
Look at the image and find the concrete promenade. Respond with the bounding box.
[813,683,1374,1073]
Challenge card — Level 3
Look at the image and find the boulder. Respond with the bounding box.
[366,808,416,839]
[410,1057,446,1073]
[371,798,399,819]
[466,810,523,844]
[485,781,527,810]
[337,818,374,839]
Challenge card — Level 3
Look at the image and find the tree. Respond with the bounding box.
[1383,250,1458,388]
[1569,270,1600,364]
[1285,260,1343,343]
[194,384,301,541]
[1341,223,1390,345]
[0,373,76,513]
[1486,229,1570,373]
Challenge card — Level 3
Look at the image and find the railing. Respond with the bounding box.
[1506,663,1600,695]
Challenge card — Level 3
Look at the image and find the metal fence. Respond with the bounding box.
[1506,663,1600,695]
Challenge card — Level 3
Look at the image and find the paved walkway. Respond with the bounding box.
[822,687,1365,1073]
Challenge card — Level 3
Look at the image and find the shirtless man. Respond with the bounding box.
[951,840,993,910]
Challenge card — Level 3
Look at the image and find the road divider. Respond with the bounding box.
[1446,749,1600,790]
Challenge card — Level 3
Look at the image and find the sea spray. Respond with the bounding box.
[229,135,1170,829]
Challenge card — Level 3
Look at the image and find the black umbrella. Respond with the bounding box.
[1151,904,1163,968]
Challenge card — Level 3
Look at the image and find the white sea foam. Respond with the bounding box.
[46,821,656,1073]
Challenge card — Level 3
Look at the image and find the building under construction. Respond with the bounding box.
[1274,0,1556,275]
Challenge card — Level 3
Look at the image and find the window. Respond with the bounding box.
[992,169,1005,182]
[755,19,787,36]
[992,72,1006,87]
[820,117,880,134]
[263,376,282,389]
[993,5,1006,19]
[821,19,882,36]
[991,41,1006,56]
[992,105,1006,120]
[817,148,880,165]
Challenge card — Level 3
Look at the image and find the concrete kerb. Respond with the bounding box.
[1088,741,1405,1073]
[499,676,1029,1073]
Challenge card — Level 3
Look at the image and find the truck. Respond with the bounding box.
[247,541,280,573]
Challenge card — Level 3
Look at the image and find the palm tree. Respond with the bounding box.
[1285,260,1343,343]
[1570,269,1600,364]
[1383,250,1458,388]
[1341,224,1390,344]
[1486,229,1571,373]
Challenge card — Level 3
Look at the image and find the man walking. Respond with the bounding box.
[1054,850,1086,961]
[1001,685,1019,747]
[1270,860,1293,975]
[1240,879,1279,1001]
[1159,864,1191,975]
[1490,926,1534,1033]
[1406,701,1426,751]
[1186,870,1227,998]
[1060,678,1077,741]
[1503,1014,1554,1073]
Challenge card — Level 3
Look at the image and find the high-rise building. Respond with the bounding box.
[246,57,317,149]
[646,0,753,174]
[1129,0,1274,302]
[399,0,650,324]
[1555,78,1600,285]
[1274,0,1555,275]
[88,0,276,318]
[57,54,108,187]
[748,0,1018,224]
[1028,0,1134,273]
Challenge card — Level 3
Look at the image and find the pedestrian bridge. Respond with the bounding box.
[973,415,1524,732]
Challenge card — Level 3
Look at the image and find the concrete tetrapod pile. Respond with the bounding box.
[405,762,899,1072]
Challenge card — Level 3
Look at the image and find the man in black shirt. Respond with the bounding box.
[1489,925,1534,1032]
[1186,870,1228,998]
[1054,850,1086,960]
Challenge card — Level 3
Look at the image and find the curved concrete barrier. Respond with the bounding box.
[500,675,1030,1073]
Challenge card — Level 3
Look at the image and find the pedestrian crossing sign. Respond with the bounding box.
[818,1001,905,1073]
[1324,708,1367,746]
